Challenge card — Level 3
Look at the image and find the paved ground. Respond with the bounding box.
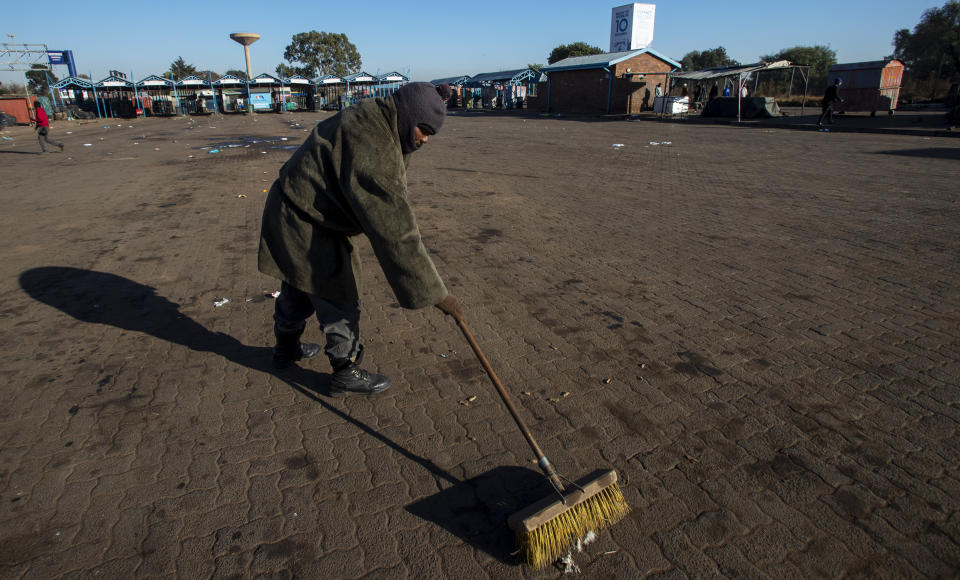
[0,107,958,578]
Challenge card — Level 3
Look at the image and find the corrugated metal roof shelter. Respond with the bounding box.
[375,72,408,98]
[312,75,345,111]
[212,74,244,86]
[671,60,811,121]
[343,71,377,104]
[452,68,542,109]
[464,68,541,87]
[429,76,471,109]
[135,75,176,117]
[430,75,471,86]
[251,73,281,87]
[213,74,247,114]
[541,49,680,115]
[314,75,344,85]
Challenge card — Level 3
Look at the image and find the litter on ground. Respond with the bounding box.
[560,553,580,574]
[213,298,229,308]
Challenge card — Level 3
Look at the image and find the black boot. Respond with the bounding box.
[273,324,322,369]
[329,346,391,395]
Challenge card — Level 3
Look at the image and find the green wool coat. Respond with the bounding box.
[257,97,447,309]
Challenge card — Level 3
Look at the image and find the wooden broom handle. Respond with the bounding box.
[456,317,565,491]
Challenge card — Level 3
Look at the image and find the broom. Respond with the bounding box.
[452,316,631,568]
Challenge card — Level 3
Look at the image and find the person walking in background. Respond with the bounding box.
[258,82,463,395]
[30,102,64,154]
[818,78,843,131]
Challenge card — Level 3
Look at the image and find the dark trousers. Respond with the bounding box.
[817,104,834,126]
[37,127,63,152]
[273,281,361,362]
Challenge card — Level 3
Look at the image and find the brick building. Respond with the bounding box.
[541,49,681,115]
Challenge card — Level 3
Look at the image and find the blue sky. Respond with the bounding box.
[0,0,945,85]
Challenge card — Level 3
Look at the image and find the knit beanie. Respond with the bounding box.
[393,82,448,154]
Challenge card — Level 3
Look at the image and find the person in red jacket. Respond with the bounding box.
[30,102,64,153]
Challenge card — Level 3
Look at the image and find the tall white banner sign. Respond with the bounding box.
[610,3,656,52]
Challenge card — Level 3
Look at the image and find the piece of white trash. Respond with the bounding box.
[561,552,580,574]
[611,143,624,148]
[213,298,230,308]
[583,531,597,545]
[270,291,281,298]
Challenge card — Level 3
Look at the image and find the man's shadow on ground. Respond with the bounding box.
[19,266,552,565]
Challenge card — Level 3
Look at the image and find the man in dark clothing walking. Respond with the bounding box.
[30,102,64,153]
[258,82,464,395]
[818,78,843,131]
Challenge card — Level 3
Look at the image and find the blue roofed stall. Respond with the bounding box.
[463,68,541,109]
[175,75,211,115]
[95,74,138,118]
[213,74,247,113]
[282,74,312,111]
[250,73,281,112]
[375,72,408,98]
[343,72,377,105]
[51,76,95,117]
[312,75,345,110]
[430,75,471,108]
[135,75,176,116]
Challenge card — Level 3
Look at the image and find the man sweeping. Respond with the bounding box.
[257,82,463,395]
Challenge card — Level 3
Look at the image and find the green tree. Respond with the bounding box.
[224,69,248,80]
[283,31,361,78]
[548,42,604,64]
[26,64,58,97]
[276,62,314,79]
[893,0,960,96]
[168,56,198,79]
[680,47,739,71]
[0,81,27,95]
[760,45,837,92]
[527,63,544,72]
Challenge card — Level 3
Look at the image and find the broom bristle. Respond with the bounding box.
[514,483,630,569]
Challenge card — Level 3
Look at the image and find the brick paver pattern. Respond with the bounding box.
[0,111,958,578]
